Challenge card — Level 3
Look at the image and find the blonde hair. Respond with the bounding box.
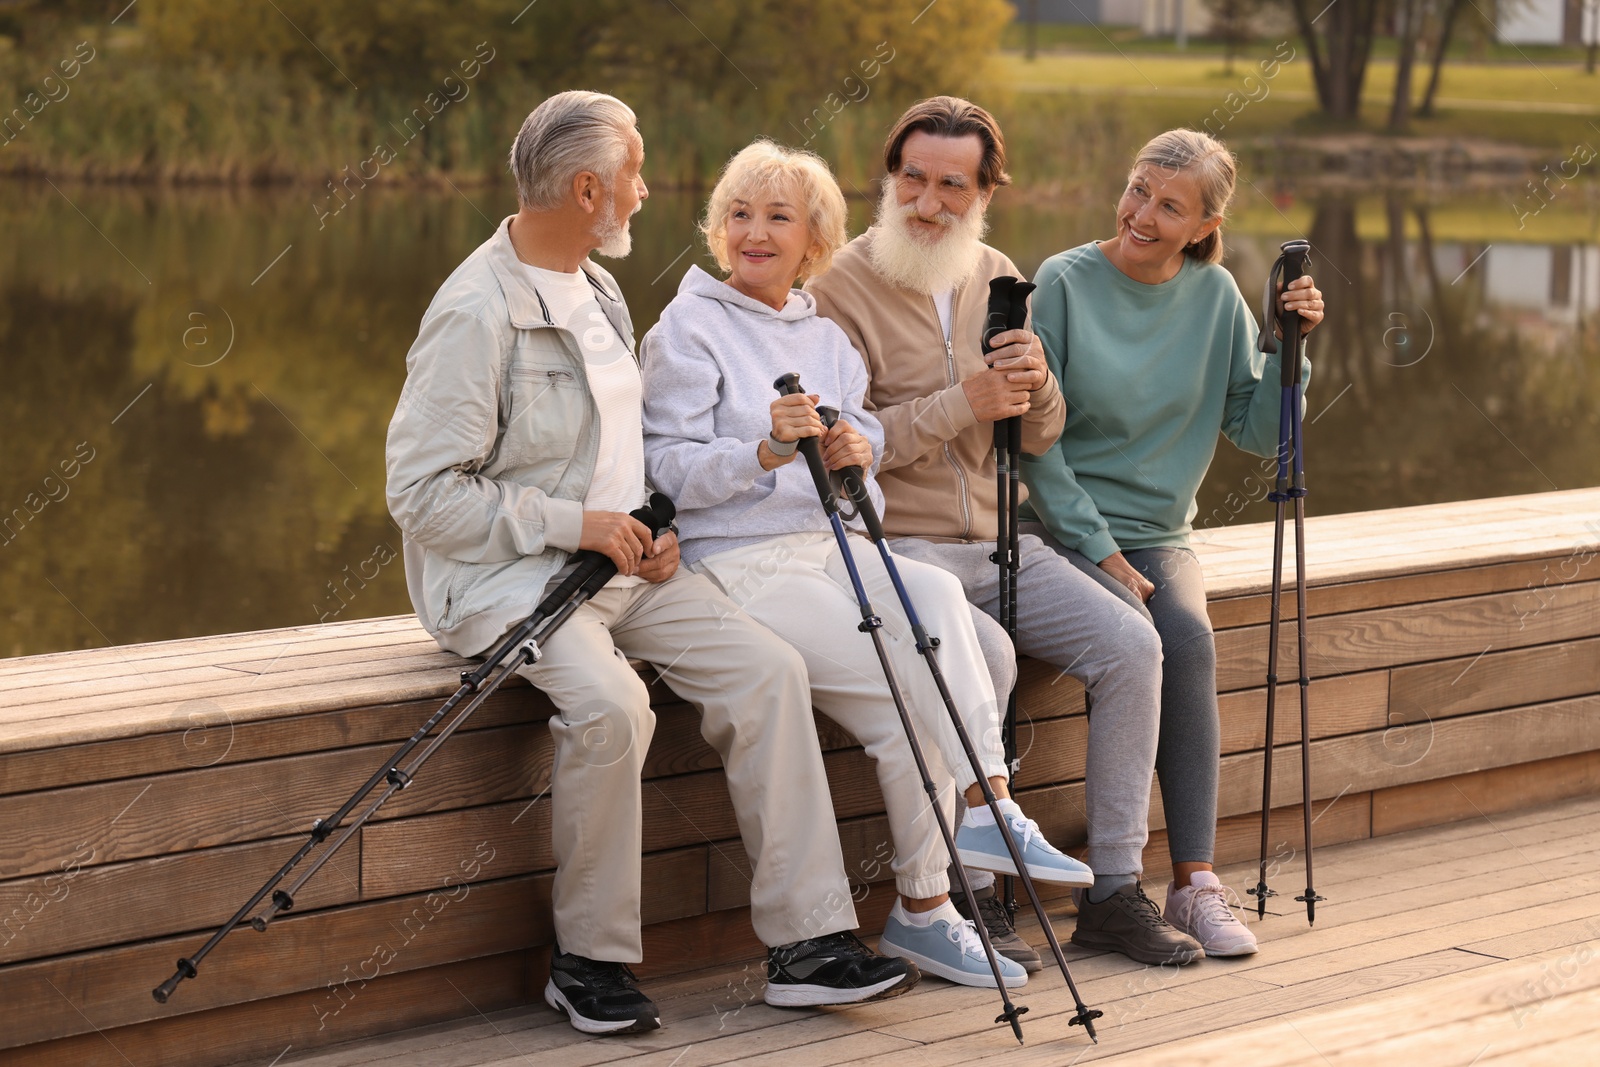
[1132,129,1238,265]
[700,139,848,283]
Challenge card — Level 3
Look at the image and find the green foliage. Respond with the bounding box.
[1,0,1013,185]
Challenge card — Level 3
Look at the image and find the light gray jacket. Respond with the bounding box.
[641,265,886,566]
[385,217,636,657]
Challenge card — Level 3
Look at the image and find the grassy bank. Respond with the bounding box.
[2,24,1596,189]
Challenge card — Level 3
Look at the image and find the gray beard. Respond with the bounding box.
[866,182,988,296]
[593,193,634,259]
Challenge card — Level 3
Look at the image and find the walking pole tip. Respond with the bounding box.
[1070,1004,1103,1042]
[996,1003,1028,1044]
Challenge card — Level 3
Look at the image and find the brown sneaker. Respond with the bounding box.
[1071,882,1204,966]
[952,884,1043,973]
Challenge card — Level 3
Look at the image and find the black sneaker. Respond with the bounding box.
[545,944,661,1034]
[953,883,1044,973]
[765,930,920,1006]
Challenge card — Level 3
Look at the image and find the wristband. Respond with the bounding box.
[766,434,798,457]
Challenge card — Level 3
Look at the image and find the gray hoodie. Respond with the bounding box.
[641,265,886,565]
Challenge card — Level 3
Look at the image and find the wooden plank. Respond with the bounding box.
[1,877,551,1049]
[0,625,438,697]
[1210,695,1600,826]
[1371,749,1600,837]
[1212,579,1600,693]
[0,615,424,682]
[1388,635,1600,721]
[0,689,542,797]
[1120,939,1600,1066]
[0,724,550,879]
[0,950,534,1067]
[0,846,706,1050]
[1461,914,1600,961]
[844,953,1491,1065]
[1216,669,1390,753]
[0,652,476,721]
[1207,550,1600,630]
[0,831,361,966]
[1238,869,1600,988]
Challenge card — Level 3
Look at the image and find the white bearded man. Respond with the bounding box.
[806,96,1204,969]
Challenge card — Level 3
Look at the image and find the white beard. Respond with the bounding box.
[593,192,634,259]
[866,181,989,296]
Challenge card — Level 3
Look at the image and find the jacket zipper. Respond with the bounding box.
[932,295,972,541]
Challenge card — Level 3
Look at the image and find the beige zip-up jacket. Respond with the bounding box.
[806,227,1066,543]
[385,217,635,657]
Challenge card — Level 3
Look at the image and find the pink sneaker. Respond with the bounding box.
[1166,872,1259,957]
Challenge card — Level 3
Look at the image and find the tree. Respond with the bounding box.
[1417,0,1468,116]
[1389,0,1423,128]
[1206,0,1266,73]
[1283,0,1386,120]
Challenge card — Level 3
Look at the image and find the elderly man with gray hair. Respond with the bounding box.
[385,91,915,1037]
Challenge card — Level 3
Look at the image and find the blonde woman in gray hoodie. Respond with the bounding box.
[641,140,1091,989]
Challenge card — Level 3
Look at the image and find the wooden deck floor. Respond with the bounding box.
[272,794,1600,1067]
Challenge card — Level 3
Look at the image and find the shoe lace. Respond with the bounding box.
[578,958,642,994]
[1124,885,1175,931]
[1001,812,1043,854]
[779,929,871,965]
[945,917,988,958]
[1190,882,1244,928]
[975,891,1017,940]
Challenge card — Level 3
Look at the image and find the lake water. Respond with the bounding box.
[3,178,1597,658]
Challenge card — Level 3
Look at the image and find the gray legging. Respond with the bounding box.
[1022,522,1220,866]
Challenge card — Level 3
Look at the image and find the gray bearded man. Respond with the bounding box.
[807,96,1206,968]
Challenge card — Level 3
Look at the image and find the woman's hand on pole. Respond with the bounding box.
[821,417,873,472]
[760,392,824,470]
[635,530,680,583]
[1275,275,1325,337]
[1099,551,1155,603]
[578,511,653,576]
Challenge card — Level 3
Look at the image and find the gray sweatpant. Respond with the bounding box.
[1028,528,1221,864]
[891,533,1163,877]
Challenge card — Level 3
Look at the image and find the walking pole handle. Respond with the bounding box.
[774,373,841,517]
[1003,280,1034,453]
[816,406,886,543]
[984,277,1018,451]
[1276,240,1311,388]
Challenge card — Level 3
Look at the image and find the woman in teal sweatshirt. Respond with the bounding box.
[1021,129,1324,958]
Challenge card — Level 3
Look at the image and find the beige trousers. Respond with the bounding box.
[694,532,1007,900]
[516,569,857,962]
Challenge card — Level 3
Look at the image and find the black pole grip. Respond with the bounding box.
[1006,282,1035,332]
[983,276,1017,356]
[774,373,838,515]
[1276,241,1310,388]
[986,277,1022,450]
[816,406,887,543]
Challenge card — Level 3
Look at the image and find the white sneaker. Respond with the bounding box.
[1166,872,1259,957]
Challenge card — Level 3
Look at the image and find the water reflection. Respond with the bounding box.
[2,181,1596,657]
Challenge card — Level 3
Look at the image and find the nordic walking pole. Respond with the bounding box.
[1248,241,1323,924]
[984,276,1034,920]
[774,374,1029,1045]
[801,388,1103,1045]
[153,494,677,1004]
[1277,242,1324,925]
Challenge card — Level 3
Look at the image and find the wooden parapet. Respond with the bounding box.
[2,488,1598,1066]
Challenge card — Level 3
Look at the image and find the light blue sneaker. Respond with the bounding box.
[955,802,1094,887]
[877,902,1027,988]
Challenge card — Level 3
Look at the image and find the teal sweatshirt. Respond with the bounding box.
[1020,241,1310,564]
